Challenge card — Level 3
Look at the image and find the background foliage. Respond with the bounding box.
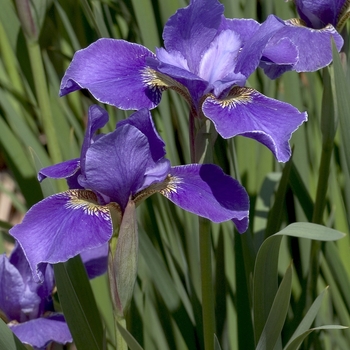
[0,0,349,349]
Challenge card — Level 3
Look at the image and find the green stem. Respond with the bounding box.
[199,216,215,350]
[306,66,336,308]
[115,317,127,350]
[193,117,217,350]
[26,40,65,191]
[189,111,196,163]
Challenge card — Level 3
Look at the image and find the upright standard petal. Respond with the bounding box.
[163,0,224,73]
[140,158,171,192]
[202,87,308,162]
[60,39,161,110]
[38,105,109,184]
[10,314,72,350]
[115,109,171,192]
[117,108,166,163]
[9,190,114,282]
[198,30,244,96]
[159,164,249,233]
[218,18,260,45]
[82,125,151,210]
[81,104,109,173]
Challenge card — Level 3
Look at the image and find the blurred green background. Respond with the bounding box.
[1,0,350,349]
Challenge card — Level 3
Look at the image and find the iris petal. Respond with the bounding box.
[198,30,245,97]
[117,108,166,163]
[295,0,345,28]
[60,39,160,109]
[259,37,298,79]
[141,158,171,192]
[9,190,113,282]
[163,0,224,73]
[156,48,190,72]
[263,20,344,76]
[237,13,344,80]
[0,255,27,322]
[38,159,80,182]
[218,18,260,45]
[202,87,308,162]
[10,314,72,350]
[160,164,249,232]
[83,125,151,210]
[150,58,209,105]
[38,105,109,187]
[235,15,285,78]
[81,105,109,174]
[8,245,54,317]
[80,243,108,279]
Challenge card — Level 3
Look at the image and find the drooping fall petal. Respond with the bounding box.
[60,39,161,109]
[160,164,249,233]
[9,190,114,282]
[202,87,308,162]
[10,314,72,350]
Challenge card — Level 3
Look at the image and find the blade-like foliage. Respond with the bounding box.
[0,1,349,350]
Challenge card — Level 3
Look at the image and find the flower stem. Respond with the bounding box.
[189,111,196,163]
[307,67,336,307]
[115,317,128,350]
[199,216,216,350]
[193,117,217,350]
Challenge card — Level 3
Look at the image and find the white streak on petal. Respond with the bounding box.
[198,30,242,84]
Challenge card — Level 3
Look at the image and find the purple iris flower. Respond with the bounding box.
[236,1,345,79]
[59,0,307,163]
[9,105,249,283]
[0,244,72,350]
[294,0,349,29]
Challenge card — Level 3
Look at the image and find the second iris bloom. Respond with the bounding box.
[10,106,250,283]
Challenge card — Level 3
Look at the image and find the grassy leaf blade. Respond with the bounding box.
[284,325,348,350]
[276,223,345,241]
[116,321,144,350]
[256,263,293,350]
[0,320,27,350]
[253,235,282,344]
[284,287,328,349]
[54,256,104,350]
[332,42,350,174]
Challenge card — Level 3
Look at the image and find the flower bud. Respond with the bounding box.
[15,0,38,42]
[108,200,138,319]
